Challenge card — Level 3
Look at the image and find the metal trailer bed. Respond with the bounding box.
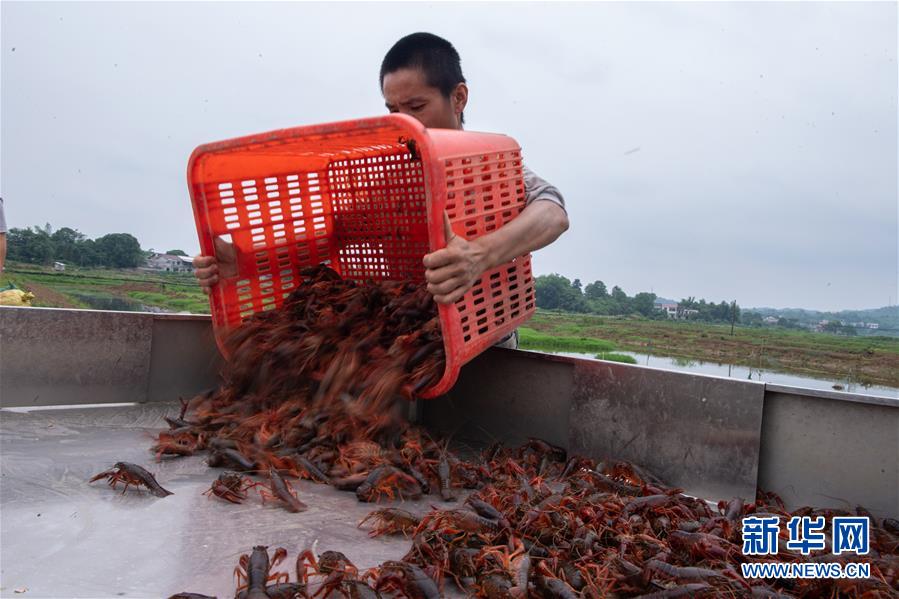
[1,307,897,597]
[1,401,465,598]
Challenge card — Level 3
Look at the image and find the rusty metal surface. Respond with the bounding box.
[568,358,766,504]
[765,382,898,407]
[422,347,573,448]
[758,387,899,519]
[2,309,895,522]
[147,316,223,403]
[0,307,221,408]
[0,307,154,408]
[0,402,461,599]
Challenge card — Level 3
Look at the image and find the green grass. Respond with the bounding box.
[519,326,616,353]
[2,262,208,314]
[127,291,209,313]
[525,310,899,387]
[595,352,638,364]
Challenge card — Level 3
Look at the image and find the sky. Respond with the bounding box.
[2,1,896,312]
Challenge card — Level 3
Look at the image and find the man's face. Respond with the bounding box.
[382,67,466,130]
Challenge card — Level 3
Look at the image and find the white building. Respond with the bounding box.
[654,302,698,320]
[53,262,66,272]
[145,253,194,273]
[658,303,679,318]
[763,316,779,324]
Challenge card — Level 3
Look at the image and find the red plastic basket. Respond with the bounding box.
[187,113,536,398]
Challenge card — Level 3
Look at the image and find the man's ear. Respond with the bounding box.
[452,82,469,119]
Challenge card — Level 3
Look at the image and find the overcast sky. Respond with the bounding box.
[2,1,896,311]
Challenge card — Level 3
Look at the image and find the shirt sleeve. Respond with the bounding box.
[0,198,6,234]
[523,165,566,213]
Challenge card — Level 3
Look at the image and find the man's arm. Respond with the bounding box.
[0,198,7,272]
[423,199,569,304]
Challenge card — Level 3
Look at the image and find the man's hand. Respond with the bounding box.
[423,213,489,304]
[193,236,238,295]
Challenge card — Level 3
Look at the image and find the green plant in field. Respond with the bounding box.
[595,352,638,364]
[126,291,209,314]
[518,327,616,353]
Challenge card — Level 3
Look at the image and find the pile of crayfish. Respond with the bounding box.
[155,266,898,598]
[172,440,899,598]
[152,264,447,482]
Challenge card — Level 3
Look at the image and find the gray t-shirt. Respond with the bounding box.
[523,166,566,213]
[496,167,565,348]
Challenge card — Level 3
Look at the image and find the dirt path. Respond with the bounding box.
[16,280,81,309]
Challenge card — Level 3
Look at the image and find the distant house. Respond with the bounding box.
[654,302,698,320]
[145,253,194,273]
[867,323,880,330]
[657,302,679,318]
[763,316,779,324]
[53,261,66,272]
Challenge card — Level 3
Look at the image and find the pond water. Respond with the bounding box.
[526,349,899,400]
[66,292,168,313]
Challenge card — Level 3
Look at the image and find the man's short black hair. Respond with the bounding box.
[380,32,466,123]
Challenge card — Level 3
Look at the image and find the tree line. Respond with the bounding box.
[6,224,147,268]
[535,274,742,324]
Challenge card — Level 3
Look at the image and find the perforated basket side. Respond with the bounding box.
[420,148,537,398]
[188,115,534,398]
[187,116,434,351]
[329,150,430,282]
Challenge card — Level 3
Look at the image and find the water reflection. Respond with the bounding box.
[67,293,161,313]
[532,349,899,400]
[671,356,698,368]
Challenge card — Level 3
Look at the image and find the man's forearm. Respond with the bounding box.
[473,201,569,272]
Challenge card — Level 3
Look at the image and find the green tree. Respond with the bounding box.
[679,296,697,309]
[822,321,857,336]
[777,317,802,330]
[572,278,583,293]
[742,311,763,326]
[6,227,54,264]
[535,274,569,310]
[585,280,607,299]
[76,239,102,267]
[535,274,589,312]
[94,233,144,268]
[51,227,87,263]
[632,292,658,317]
[166,249,187,256]
[608,286,629,315]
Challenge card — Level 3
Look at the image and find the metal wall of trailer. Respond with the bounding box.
[0,307,222,407]
[1,306,896,517]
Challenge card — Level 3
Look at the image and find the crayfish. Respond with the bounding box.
[89,462,173,497]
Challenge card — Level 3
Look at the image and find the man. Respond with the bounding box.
[194,33,568,348]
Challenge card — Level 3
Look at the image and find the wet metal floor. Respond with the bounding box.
[0,403,463,598]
